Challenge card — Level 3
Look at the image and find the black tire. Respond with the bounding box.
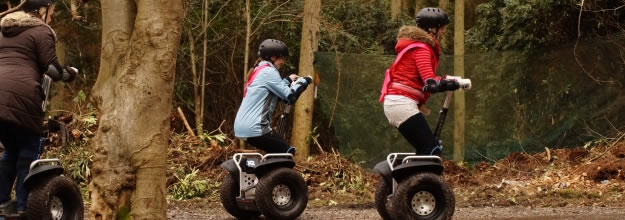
[26,176,84,220]
[374,178,394,220]
[219,173,261,219]
[391,173,455,220]
[255,168,308,220]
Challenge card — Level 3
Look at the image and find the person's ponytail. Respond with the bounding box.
[246,57,262,78]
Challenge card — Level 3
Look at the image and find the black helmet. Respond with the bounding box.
[258,39,289,60]
[416,7,449,32]
[22,0,54,12]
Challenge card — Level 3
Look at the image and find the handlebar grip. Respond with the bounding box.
[458,78,471,90]
[446,76,471,90]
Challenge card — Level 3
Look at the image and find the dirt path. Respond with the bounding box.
[168,206,625,220]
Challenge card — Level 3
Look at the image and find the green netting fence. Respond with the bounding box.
[314,36,625,167]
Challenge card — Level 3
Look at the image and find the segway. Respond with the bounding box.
[220,83,309,220]
[374,77,471,220]
[0,68,84,220]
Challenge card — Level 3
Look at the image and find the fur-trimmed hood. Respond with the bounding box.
[397,25,435,47]
[1,11,55,40]
[395,25,439,56]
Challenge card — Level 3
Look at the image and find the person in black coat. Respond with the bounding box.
[0,0,77,211]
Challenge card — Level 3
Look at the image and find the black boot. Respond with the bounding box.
[397,113,438,155]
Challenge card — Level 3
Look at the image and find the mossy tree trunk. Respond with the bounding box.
[89,0,184,219]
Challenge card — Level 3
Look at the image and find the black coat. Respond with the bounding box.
[0,11,62,135]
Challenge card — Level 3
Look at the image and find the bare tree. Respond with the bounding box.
[391,0,402,20]
[453,0,466,162]
[89,0,184,219]
[291,0,321,159]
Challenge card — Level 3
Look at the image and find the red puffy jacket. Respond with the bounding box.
[387,26,441,104]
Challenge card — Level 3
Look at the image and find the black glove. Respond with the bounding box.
[439,79,460,92]
[422,78,440,93]
[301,76,312,84]
[422,78,460,93]
[287,76,313,103]
[62,65,78,82]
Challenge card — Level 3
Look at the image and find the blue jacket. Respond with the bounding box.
[234,61,292,138]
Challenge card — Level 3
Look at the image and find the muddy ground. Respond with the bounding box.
[167,204,625,220]
[164,136,625,220]
[31,122,625,219]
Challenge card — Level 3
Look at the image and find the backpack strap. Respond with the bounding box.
[390,42,428,73]
[243,63,271,97]
[379,43,429,103]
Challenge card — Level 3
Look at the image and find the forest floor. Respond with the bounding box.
[163,133,625,219]
[4,115,622,219]
[166,133,625,208]
[167,205,625,219]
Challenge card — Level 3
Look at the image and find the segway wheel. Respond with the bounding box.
[391,173,455,220]
[255,167,308,220]
[374,178,394,220]
[26,176,84,220]
[219,173,261,219]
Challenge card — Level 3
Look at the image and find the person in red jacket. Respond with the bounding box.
[381,7,460,156]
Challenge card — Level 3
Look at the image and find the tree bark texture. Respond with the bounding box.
[453,0,466,162]
[391,0,402,20]
[439,0,449,10]
[199,0,209,136]
[187,27,201,136]
[291,0,321,159]
[89,0,184,219]
[240,0,252,150]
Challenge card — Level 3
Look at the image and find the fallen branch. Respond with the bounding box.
[589,132,625,162]
[311,134,325,154]
[177,107,196,139]
[0,0,27,18]
[545,147,552,162]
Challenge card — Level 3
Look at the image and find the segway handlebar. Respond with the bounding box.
[433,77,471,141]
[446,76,472,90]
[29,158,61,172]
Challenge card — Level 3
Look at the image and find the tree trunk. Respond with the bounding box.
[438,0,450,49]
[439,0,449,10]
[415,0,426,15]
[453,0,465,162]
[243,0,251,85]
[91,0,135,107]
[291,0,321,159]
[89,0,184,219]
[391,0,402,20]
[240,0,252,150]
[49,42,70,111]
[199,0,209,136]
[187,27,201,136]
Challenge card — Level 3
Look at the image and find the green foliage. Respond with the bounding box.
[66,146,93,184]
[467,0,581,51]
[199,132,227,146]
[117,205,131,220]
[81,113,97,128]
[169,168,217,200]
[73,90,87,104]
[320,0,407,54]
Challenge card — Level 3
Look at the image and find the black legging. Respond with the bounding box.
[246,131,290,153]
[397,113,439,155]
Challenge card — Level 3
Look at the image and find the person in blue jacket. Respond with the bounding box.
[234,39,312,154]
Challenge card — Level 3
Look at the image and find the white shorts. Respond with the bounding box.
[383,95,420,128]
